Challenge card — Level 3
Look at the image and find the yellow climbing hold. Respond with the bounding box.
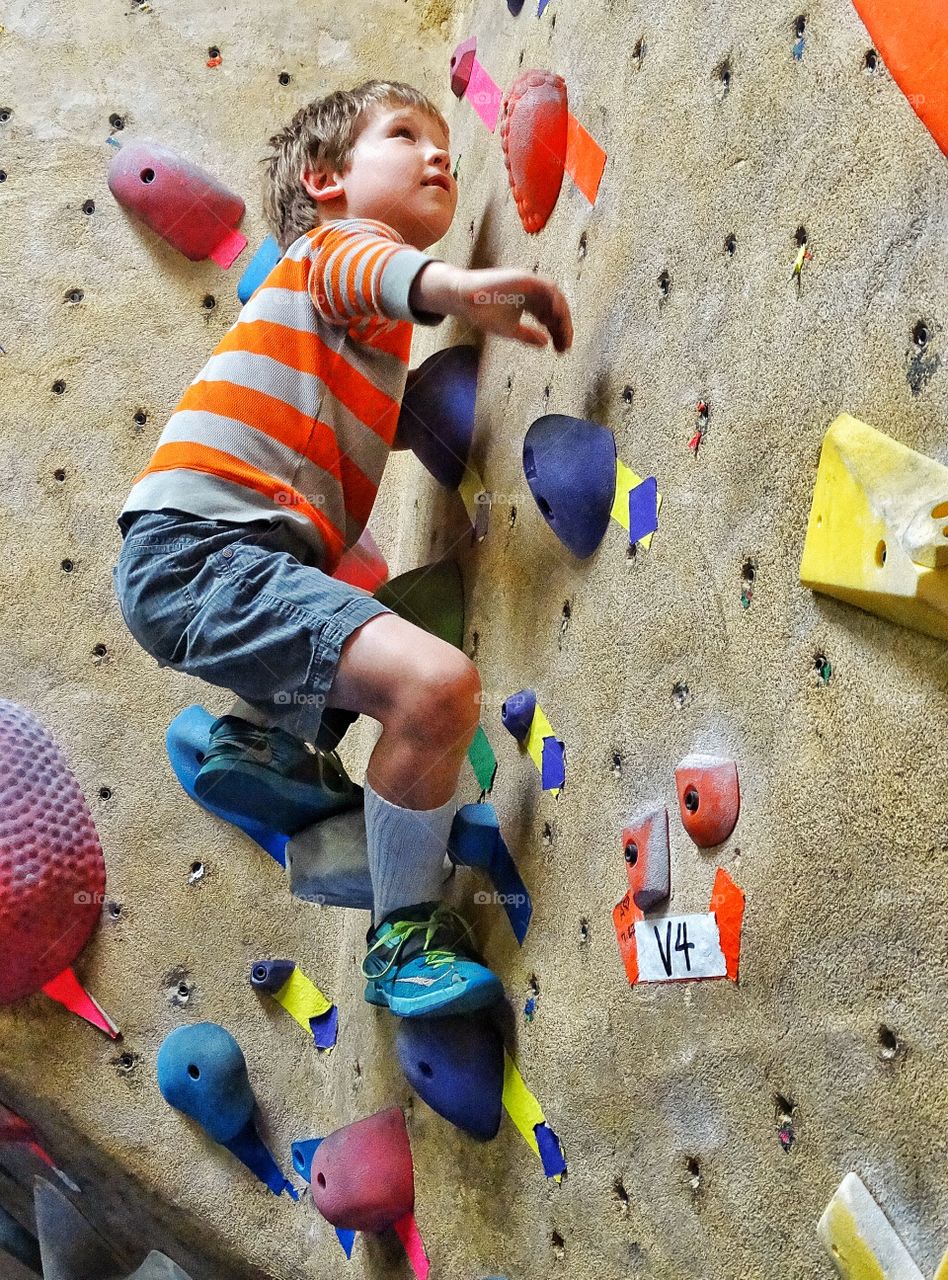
[800,413,948,641]
[933,1252,948,1280]
[817,1174,924,1280]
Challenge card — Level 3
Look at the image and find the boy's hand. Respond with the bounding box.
[412,263,573,352]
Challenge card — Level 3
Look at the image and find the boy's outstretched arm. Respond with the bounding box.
[409,262,573,353]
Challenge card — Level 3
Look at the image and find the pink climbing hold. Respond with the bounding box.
[0,701,106,1004]
[310,1108,415,1233]
[107,139,247,267]
[450,36,478,98]
[500,69,568,234]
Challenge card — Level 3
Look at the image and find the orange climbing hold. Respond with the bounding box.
[850,0,948,156]
[675,753,741,848]
[500,70,568,234]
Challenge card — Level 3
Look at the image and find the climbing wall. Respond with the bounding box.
[1,0,947,1276]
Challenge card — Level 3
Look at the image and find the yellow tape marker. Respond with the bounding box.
[611,458,662,550]
[273,967,332,1034]
[523,703,561,797]
[458,465,490,539]
[933,1252,948,1280]
[502,1052,544,1159]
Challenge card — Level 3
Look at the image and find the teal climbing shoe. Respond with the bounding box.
[361,902,504,1018]
[193,715,363,834]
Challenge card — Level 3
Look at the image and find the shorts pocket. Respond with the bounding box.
[113,542,200,668]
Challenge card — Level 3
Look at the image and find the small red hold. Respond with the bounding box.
[622,806,670,912]
[107,139,246,266]
[310,1108,414,1233]
[675,754,740,848]
[450,37,477,98]
[500,70,568,234]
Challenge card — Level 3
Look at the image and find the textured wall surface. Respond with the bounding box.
[1,0,947,1277]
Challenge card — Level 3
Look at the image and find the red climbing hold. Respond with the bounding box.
[310,1108,415,1233]
[107,140,247,267]
[500,70,568,234]
[674,754,740,849]
[450,37,478,98]
[0,701,105,1003]
[622,806,670,912]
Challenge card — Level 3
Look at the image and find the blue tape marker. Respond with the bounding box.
[541,736,566,790]
[237,235,282,304]
[628,476,659,546]
[488,832,533,944]
[225,1121,297,1198]
[534,1122,567,1179]
[311,1004,339,1051]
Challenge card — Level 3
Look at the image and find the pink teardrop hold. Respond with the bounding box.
[0,702,105,1003]
[500,70,568,234]
[108,139,245,262]
[310,1108,414,1233]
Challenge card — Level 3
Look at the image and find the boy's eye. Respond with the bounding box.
[394,126,414,138]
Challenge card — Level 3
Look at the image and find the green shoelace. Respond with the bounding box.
[361,906,476,980]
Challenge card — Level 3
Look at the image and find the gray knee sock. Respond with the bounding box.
[228,697,274,730]
[364,778,456,926]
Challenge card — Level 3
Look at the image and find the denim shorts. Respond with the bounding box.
[112,508,393,743]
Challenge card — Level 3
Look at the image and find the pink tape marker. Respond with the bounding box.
[42,967,121,1039]
[394,1213,430,1280]
[449,37,503,133]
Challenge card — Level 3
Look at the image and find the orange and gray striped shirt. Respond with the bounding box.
[118,218,445,572]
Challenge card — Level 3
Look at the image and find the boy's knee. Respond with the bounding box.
[401,651,481,745]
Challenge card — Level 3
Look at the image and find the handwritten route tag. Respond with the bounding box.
[634,913,726,983]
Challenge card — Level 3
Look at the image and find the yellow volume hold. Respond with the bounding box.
[800,414,948,641]
[817,1174,924,1280]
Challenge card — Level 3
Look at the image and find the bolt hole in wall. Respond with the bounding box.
[542,821,555,846]
[578,230,587,259]
[878,1024,903,1060]
[795,225,808,247]
[81,198,95,215]
[686,1157,701,1190]
[672,681,690,708]
[612,751,623,777]
[109,113,125,131]
[622,384,634,404]
[551,1231,565,1260]
[775,1093,796,1151]
[202,294,216,311]
[864,47,879,73]
[725,233,737,256]
[61,558,75,573]
[99,785,112,800]
[278,70,291,85]
[133,409,148,428]
[65,288,83,304]
[53,468,66,481]
[51,379,66,395]
[613,1177,629,1207]
[92,643,107,658]
[632,37,645,67]
[107,901,122,920]
[578,917,590,945]
[912,319,929,348]
[658,269,670,298]
[713,59,732,98]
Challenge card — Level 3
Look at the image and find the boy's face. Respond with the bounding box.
[302,102,457,250]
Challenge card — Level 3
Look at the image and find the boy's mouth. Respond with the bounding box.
[422,174,451,193]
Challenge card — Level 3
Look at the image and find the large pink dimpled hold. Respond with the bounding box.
[0,701,105,1003]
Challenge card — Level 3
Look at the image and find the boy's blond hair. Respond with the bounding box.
[261,80,449,252]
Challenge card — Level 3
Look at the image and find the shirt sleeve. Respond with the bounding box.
[307,218,446,329]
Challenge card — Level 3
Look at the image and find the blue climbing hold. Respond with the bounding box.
[501,688,536,742]
[523,413,617,558]
[237,235,281,303]
[449,804,532,944]
[166,705,290,866]
[395,345,479,489]
[157,1023,253,1144]
[395,1013,504,1141]
[157,1022,296,1198]
[249,959,296,993]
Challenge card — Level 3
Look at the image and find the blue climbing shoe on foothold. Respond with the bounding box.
[361,902,504,1018]
[193,715,363,834]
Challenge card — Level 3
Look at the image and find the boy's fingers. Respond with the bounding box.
[515,321,550,348]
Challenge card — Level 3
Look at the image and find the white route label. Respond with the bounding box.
[633,912,726,983]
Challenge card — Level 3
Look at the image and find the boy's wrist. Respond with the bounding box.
[410,261,462,319]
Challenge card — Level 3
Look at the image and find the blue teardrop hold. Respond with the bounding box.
[395,1013,504,1141]
[523,414,617,558]
[396,345,478,489]
[501,688,536,741]
[157,1022,255,1145]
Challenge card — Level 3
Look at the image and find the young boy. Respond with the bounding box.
[112,80,573,1019]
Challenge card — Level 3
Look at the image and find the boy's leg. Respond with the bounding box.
[326,613,503,1017]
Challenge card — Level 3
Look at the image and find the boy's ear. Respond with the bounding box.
[301,165,345,203]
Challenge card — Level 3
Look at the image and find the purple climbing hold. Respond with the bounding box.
[395,345,479,489]
[249,959,296,993]
[523,414,617,557]
[395,1014,504,1141]
[501,688,537,742]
